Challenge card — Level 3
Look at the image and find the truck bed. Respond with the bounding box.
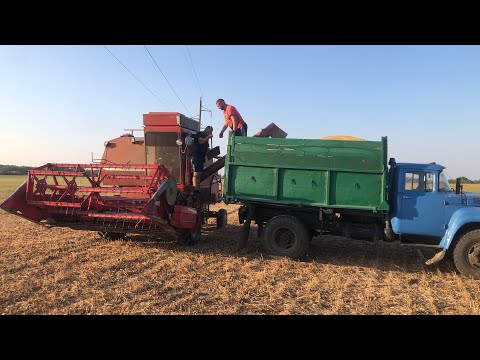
[223,136,389,212]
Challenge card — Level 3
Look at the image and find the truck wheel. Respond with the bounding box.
[452,229,480,280]
[216,209,227,229]
[176,220,201,246]
[98,232,127,240]
[262,215,310,259]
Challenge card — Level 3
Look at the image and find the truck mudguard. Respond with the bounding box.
[440,207,480,249]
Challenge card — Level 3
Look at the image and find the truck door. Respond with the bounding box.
[398,170,446,237]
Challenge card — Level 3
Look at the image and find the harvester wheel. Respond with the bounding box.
[176,220,201,246]
[262,215,310,259]
[98,232,127,241]
[216,209,227,229]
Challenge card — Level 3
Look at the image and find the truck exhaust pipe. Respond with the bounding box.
[384,219,393,242]
[455,177,462,195]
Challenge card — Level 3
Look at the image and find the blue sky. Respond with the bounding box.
[1,45,479,179]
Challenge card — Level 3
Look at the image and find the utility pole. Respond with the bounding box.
[198,97,202,132]
[197,97,213,146]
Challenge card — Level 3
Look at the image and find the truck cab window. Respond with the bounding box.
[438,171,452,192]
[405,171,433,192]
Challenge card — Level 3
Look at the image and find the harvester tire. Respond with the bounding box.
[176,221,201,246]
[98,232,127,241]
[216,209,228,229]
[262,215,310,260]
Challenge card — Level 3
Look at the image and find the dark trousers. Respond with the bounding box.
[234,123,248,136]
[192,156,205,172]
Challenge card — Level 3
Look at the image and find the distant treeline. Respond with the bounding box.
[0,164,34,175]
[0,165,97,176]
[448,177,480,184]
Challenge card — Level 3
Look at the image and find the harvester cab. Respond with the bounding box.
[101,112,220,202]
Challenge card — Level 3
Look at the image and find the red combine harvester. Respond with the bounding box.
[0,112,226,245]
[1,111,287,246]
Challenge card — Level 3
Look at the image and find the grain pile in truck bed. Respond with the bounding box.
[321,135,366,141]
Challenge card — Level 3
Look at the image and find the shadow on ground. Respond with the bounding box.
[104,220,457,277]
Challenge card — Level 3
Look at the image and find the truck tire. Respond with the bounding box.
[98,231,127,241]
[452,229,480,280]
[262,215,310,259]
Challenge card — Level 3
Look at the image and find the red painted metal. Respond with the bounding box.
[0,162,194,235]
[171,205,197,228]
[102,134,146,165]
[143,112,199,131]
[144,113,181,126]
[0,182,43,222]
[143,126,182,133]
[254,122,288,138]
[101,134,146,187]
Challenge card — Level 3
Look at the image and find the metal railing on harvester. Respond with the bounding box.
[2,163,177,236]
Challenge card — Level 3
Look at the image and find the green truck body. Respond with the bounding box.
[224,136,389,212]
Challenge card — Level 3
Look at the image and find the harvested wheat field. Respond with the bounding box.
[1,181,479,315]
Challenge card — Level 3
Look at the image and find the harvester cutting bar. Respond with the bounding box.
[25,163,169,207]
[29,197,149,208]
[76,187,152,194]
[47,210,152,221]
[29,201,82,208]
[0,163,175,233]
[31,184,153,193]
[42,209,176,235]
[32,171,85,176]
[101,175,154,181]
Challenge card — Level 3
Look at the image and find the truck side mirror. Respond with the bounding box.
[455,177,462,194]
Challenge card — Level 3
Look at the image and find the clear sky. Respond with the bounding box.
[1,45,479,179]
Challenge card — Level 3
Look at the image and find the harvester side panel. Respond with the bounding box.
[101,134,146,187]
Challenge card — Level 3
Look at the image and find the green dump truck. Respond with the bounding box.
[222,134,480,280]
[223,135,389,258]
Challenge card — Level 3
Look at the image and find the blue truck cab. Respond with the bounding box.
[389,160,480,279]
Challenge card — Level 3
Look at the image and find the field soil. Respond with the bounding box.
[1,176,479,314]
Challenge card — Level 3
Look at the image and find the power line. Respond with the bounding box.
[186,45,203,98]
[143,45,192,117]
[102,45,171,110]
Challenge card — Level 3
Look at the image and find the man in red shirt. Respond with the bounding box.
[216,99,248,138]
